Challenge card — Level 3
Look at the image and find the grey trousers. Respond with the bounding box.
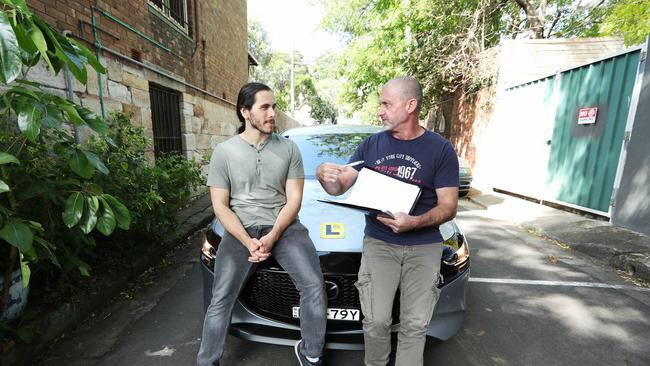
[355,236,443,366]
[196,221,327,366]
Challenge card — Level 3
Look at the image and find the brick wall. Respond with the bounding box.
[448,85,495,169]
[26,0,248,105]
[22,0,252,167]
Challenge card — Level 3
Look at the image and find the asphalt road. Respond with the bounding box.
[37,199,650,365]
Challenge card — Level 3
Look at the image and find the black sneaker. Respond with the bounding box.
[294,339,322,366]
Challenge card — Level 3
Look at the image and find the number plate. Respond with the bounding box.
[292,306,360,321]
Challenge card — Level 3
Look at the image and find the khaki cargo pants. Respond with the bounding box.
[355,236,442,366]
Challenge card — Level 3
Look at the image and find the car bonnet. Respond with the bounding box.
[301,179,366,252]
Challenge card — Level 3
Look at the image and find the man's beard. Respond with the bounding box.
[250,118,273,135]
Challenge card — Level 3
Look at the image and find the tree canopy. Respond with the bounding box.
[600,0,650,46]
[318,0,649,123]
[247,21,337,124]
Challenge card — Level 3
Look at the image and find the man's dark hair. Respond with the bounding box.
[236,82,272,133]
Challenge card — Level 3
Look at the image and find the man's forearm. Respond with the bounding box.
[321,181,346,196]
[269,199,301,238]
[413,204,457,229]
[316,163,358,196]
[213,203,251,245]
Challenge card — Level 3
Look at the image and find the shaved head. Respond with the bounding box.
[383,77,423,113]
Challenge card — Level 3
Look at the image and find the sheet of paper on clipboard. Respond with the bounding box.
[318,167,422,218]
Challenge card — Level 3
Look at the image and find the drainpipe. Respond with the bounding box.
[62,30,81,143]
[191,0,201,60]
[91,7,107,119]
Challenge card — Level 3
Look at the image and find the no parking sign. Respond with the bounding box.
[578,107,598,125]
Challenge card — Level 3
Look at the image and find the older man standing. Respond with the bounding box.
[316,77,459,366]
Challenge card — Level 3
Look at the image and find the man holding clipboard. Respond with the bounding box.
[316,77,459,366]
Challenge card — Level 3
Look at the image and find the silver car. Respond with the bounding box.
[200,124,470,350]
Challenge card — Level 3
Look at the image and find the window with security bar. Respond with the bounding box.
[149,83,183,158]
[149,0,188,31]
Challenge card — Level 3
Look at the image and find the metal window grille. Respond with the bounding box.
[149,83,183,158]
[149,0,188,30]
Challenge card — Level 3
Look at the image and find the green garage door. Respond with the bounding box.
[546,50,640,214]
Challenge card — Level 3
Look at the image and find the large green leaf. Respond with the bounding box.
[60,103,84,125]
[69,149,95,178]
[95,197,116,236]
[102,194,131,230]
[79,196,99,234]
[28,24,54,72]
[62,191,84,228]
[21,49,39,66]
[34,19,87,84]
[69,38,105,74]
[76,106,109,135]
[0,151,20,164]
[8,85,38,99]
[83,182,104,195]
[56,34,87,83]
[32,16,82,78]
[7,0,33,19]
[0,220,35,258]
[0,11,22,84]
[34,236,60,267]
[42,103,64,128]
[0,178,9,193]
[78,262,90,276]
[12,18,37,55]
[81,149,108,174]
[16,102,42,142]
[19,252,31,287]
[14,78,42,88]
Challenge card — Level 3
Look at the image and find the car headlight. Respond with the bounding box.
[201,238,215,259]
[455,240,469,267]
[200,238,215,269]
[200,230,220,269]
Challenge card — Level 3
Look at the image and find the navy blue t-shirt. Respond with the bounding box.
[349,129,459,245]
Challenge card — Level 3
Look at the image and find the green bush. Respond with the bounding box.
[0,2,132,340]
[0,1,201,342]
[90,112,204,240]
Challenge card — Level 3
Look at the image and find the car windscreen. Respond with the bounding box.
[289,133,373,178]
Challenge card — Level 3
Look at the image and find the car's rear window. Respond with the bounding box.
[289,133,373,178]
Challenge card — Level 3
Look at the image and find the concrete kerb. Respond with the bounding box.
[465,192,650,284]
[1,194,214,366]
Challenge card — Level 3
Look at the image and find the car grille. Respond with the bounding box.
[241,269,401,330]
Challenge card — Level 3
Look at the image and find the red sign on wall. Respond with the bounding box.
[578,107,598,125]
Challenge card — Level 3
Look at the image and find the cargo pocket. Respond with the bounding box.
[425,284,441,323]
[355,274,373,322]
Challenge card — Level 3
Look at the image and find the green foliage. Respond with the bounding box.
[0,3,127,284]
[89,113,204,239]
[358,92,380,125]
[0,127,130,278]
[309,94,337,124]
[0,2,130,333]
[319,0,633,116]
[320,0,504,114]
[600,0,650,46]
[248,22,338,124]
[0,1,203,342]
[248,19,273,82]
